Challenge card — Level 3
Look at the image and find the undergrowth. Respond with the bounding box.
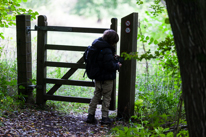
[110,61,188,136]
[0,59,26,121]
[0,57,188,136]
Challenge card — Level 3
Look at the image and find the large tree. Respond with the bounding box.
[165,0,206,136]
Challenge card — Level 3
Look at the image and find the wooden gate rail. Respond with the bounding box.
[46,44,87,51]
[45,62,85,69]
[46,78,94,87]
[35,25,108,33]
[44,94,102,104]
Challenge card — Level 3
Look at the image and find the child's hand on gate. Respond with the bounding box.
[118,62,122,67]
[114,54,119,58]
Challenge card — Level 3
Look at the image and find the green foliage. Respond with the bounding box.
[0,59,25,116]
[122,1,175,64]
[122,36,177,69]
[177,130,189,137]
[112,114,187,136]
[136,68,181,115]
[121,0,181,91]
[136,0,144,5]
[112,124,151,137]
[0,0,38,39]
[112,112,175,136]
[0,61,17,94]
[137,0,165,16]
[112,98,187,136]
[152,127,170,137]
[156,37,179,75]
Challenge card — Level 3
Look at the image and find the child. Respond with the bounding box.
[86,29,122,124]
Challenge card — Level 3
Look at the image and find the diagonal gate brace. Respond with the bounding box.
[46,57,85,96]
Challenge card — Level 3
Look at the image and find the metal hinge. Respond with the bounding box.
[27,85,36,90]
[26,26,36,34]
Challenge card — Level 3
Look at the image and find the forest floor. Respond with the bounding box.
[0,104,125,136]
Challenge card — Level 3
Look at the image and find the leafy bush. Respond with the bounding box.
[0,59,26,116]
[0,0,38,39]
[0,60,17,96]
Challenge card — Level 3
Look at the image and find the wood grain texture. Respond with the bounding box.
[16,15,33,103]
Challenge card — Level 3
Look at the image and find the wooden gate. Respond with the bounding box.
[16,13,138,118]
[16,15,117,110]
[36,15,117,110]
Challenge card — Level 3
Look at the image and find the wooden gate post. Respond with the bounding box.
[110,18,118,110]
[36,15,48,105]
[16,15,33,103]
[117,13,138,119]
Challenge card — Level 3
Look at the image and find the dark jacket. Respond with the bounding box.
[92,37,119,81]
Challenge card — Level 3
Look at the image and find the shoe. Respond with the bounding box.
[101,117,113,125]
[86,114,97,124]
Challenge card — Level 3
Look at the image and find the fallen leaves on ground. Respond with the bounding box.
[0,108,119,136]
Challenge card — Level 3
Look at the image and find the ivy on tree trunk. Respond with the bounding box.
[165,0,206,136]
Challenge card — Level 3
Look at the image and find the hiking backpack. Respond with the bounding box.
[83,46,101,79]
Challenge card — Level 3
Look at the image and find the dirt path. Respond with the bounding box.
[0,107,119,136]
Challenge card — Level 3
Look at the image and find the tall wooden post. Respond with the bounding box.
[36,15,48,105]
[118,13,138,119]
[110,18,118,110]
[16,15,33,103]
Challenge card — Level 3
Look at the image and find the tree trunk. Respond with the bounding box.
[165,0,206,136]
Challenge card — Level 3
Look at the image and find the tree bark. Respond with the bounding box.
[165,0,206,136]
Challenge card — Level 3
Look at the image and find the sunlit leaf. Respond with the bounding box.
[154,40,158,45]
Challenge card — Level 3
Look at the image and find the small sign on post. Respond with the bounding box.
[125,27,131,33]
[125,20,131,26]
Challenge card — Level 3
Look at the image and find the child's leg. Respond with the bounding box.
[101,80,113,117]
[88,80,102,115]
